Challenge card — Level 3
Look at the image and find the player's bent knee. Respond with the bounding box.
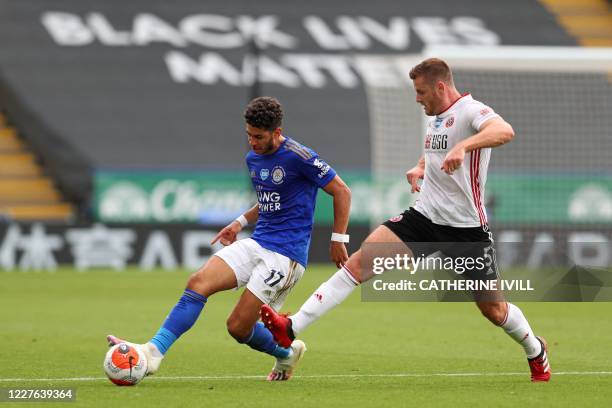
[226,316,251,342]
[186,270,203,289]
[186,269,213,297]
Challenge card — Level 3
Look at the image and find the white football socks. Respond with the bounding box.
[290,267,359,335]
[501,303,542,358]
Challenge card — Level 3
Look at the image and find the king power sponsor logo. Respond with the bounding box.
[257,190,281,213]
[41,12,500,88]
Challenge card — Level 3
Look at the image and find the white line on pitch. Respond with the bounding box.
[1,371,612,382]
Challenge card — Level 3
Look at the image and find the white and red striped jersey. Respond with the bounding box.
[413,94,500,227]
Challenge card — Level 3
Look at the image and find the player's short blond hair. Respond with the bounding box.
[409,58,454,86]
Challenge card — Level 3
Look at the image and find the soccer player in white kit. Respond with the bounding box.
[262,58,551,382]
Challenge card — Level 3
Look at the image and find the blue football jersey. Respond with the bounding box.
[246,137,336,267]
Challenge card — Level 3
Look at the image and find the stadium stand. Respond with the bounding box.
[0,0,585,224]
[0,0,608,268]
[0,111,74,221]
[540,0,612,46]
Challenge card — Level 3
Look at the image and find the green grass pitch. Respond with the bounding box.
[1,266,611,407]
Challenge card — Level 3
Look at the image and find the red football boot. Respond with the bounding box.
[528,336,551,382]
[260,304,295,348]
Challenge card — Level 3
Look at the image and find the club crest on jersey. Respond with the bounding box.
[445,116,455,128]
[389,214,403,222]
[271,166,285,184]
[260,168,269,180]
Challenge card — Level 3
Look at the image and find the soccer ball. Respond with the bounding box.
[103,343,148,386]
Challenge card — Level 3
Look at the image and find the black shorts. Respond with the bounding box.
[382,208,498,281]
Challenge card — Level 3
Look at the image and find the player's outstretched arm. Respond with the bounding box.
[322,175,351,268]
[211,203,259,246]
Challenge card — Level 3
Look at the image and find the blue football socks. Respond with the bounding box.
[150,289,207,355]
[149,289,289,359]
[243,322,291,359]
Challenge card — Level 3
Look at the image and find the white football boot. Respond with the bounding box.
[106,335,164,375]
[266,340,307,381]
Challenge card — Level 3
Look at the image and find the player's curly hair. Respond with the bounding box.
[244,96,283,131]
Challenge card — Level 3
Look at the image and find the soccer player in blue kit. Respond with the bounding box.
[108,96,351,381]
